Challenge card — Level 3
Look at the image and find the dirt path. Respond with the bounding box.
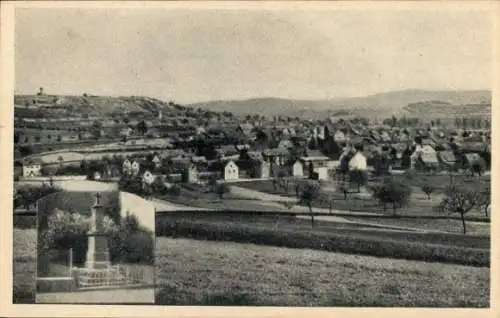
[151,197,211,211]
[229,185,381,216]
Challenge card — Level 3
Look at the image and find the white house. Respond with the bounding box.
[152,155,161,168]
[184,165,199,184]
[93,171,101,180]
[292,160,304,177]
[142,170,155,185]
[348,152,368,171]
[131,160,140,176]
[334,130,346,143]
[411,145,438,168]
[258,161,271,179]
[122,159,132,173]
[23,158,42,178]
[223,160,239,181]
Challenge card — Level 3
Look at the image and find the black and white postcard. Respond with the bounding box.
[2,1,498,317]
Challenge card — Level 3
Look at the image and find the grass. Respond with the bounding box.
[343,217,490,236]
[156,212,490,266]
[233,178,490,219]
[155,237,490,307]
[13,228,37,304]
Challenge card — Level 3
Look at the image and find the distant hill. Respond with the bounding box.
[14,89,491,120]
[186,89,491,119]
[14,95,181,118]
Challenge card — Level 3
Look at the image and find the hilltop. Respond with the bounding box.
[186,89,491,119]
[14,95,182,119]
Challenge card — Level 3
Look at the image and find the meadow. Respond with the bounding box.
[155,237,490,307]
[13,226,36,304]
[156,212,490,267]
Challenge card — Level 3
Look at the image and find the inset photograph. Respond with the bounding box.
[36,190,155,304]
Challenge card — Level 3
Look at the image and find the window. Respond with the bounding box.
[47,135,51,140]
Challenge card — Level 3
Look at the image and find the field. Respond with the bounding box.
[13,227,36,304]
[343,216,490,236]
[156,212,490,266]
[232,174,490,219]
[155,237,489,307]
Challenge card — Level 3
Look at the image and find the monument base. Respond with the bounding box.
[85,234,110,269]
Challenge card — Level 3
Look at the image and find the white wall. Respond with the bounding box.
[119,191,155,232]
[314,167,329,180]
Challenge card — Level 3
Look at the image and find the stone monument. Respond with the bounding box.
[85,193,111,269]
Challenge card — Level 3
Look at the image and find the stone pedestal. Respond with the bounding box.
[85,234,110,269]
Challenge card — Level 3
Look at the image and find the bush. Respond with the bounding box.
[421,184,435,199]
[215,183,230,199]
[120,230,154,264]
[372,178,412,214]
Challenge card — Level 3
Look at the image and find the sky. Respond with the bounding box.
[15,6,493,104]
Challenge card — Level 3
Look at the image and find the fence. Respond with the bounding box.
[75,264,153,289]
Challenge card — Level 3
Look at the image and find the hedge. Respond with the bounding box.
[156,218,489,267]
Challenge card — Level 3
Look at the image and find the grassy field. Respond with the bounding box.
[233,177,490,219]
[13,228,37,304]
[343,217,490,236]
[156,212,490,266]
[156,184,294,212]
[155,237,490,307]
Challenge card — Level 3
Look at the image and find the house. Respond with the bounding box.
[216,145,239,158]
[380,131,391,143]
[292,160,304,177]
[152,155,161,168]
[93,171,101,180]
[262,148,290,166]
[464,153,485,168]
[334,130,346,143]
[411,145,439,169]
[142,170,155,185]
[122,159,132,174]
[222,160,239,181]
[278,139,293,149]
[348,151,368,171]
[258,161,271,179]
[437,151,457,168]
[23,157,42,178]
[131,160,140,176]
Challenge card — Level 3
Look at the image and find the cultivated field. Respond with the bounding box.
[155,238,490,307]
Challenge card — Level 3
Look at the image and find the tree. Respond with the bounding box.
[372,178,412,215]
[298,182,321,227]
[137,120,148,136]
[477,187,490,218]
[349,169,366,192]
[421,184,435,200]
[215,183,230,199]
[276,170,287,192]
[91,120,103,140]
[436,185,478,234]
[18,145,33,157]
